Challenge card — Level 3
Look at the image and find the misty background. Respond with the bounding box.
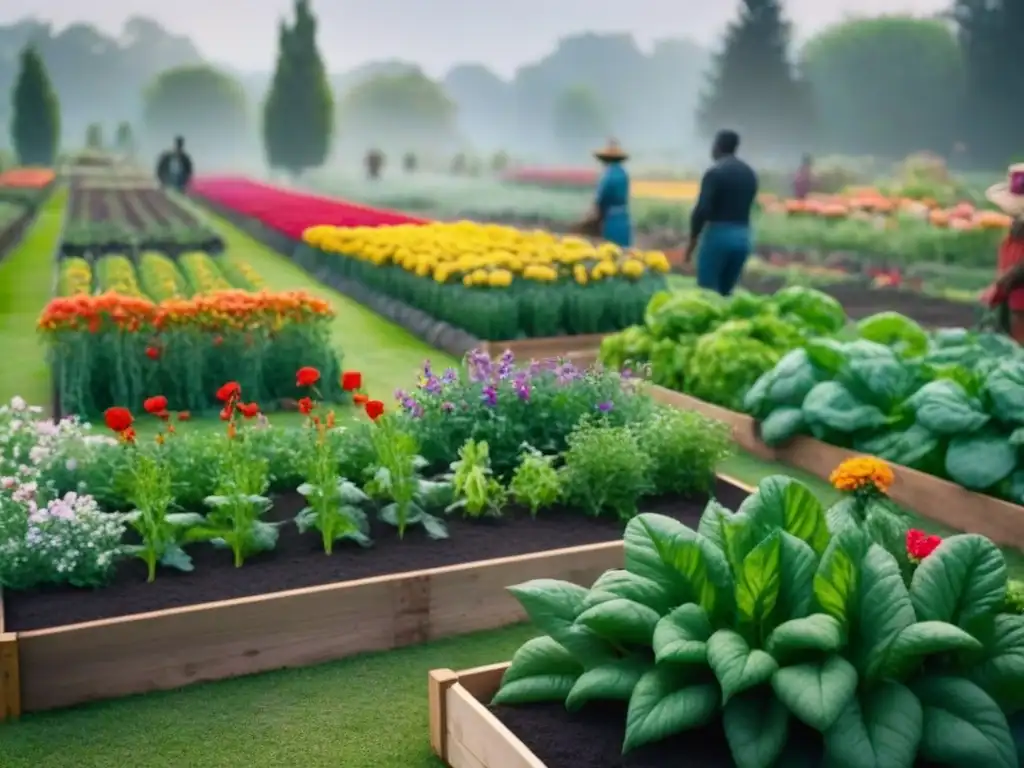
[0,0,1014,175]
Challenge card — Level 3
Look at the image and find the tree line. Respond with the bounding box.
[7,0,1021,171]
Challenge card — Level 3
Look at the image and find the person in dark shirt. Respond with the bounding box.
[683,130,758,296]
[155,136,194,192]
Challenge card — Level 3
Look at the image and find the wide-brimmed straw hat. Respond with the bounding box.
[593,139,628,162]
[986,163,1024,216]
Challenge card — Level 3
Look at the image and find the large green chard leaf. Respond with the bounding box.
[623,666,720,752]
[653,603,713,664]
[906,379,990,435]
[914,676,1018,768]
[575,598,661,646]
[696,499,732,552]
[856,311,929,358]
[814,527,869,626]
[825,496,861,535]
[985,359,1024,426]
[737,476,830,555]
[735,531,782,640]
[881,621,982,679]
[707,629,778,703]
[805,338,848,376]
[945,428,1018,490]
[823,681,922,768]
[507,579,614,665]
[564,656,651,711]
[581,569,676,615]
[771,655,858,732]
[776,532,818,624]
[802,381,889,435]
[759,407,806,445]
[968,614,1024,715]
[854,545,916,680]
[764,348,819,406]
[766,614,845,665]
[723,688,790,768]
[854,423,940,470]
[492,635,582,705]
[839,354,917,413]
[910,534,1007,632]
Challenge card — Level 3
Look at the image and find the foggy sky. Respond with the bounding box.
[3,0,948,77]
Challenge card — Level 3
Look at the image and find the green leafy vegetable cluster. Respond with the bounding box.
[492,475,1024,767]
[746,312,1024,501]
[599,287,847,410]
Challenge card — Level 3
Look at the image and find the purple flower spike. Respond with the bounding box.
[596,401,614,412]
[441,367,458,384]
[481,385,498,407]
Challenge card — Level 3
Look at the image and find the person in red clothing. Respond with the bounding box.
[982,164,1024,343]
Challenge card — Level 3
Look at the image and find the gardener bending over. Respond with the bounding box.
[683,130,758,296]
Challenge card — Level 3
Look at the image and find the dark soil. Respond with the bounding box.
[491,700,949,767]
[2,479,748,632]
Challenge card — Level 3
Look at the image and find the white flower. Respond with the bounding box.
[9,396,25,411]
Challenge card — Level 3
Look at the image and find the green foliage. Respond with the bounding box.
[802,17,964,158]
[444,439,506,518]
[143,64,248,161]
[634,407,734,496]
[493,475,1024,766]
[508,445,563,516]
[559,418,653,520]
[338,71,458,156]
[10,45,61,166]
[551,86,608,157]
[263,0,334,175]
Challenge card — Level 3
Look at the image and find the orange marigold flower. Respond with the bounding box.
[829,456,894,495]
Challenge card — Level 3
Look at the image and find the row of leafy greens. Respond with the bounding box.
[491,475,1024,767]
[745,311,1024,502]
[599,286,847,410]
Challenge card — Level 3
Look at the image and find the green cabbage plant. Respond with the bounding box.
[491,475,1023,767]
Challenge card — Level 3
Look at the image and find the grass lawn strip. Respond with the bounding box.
[0,188,67,406]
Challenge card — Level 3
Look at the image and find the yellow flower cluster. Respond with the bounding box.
[139,251,189,300]
[180,252,233,294]
[59,257,92,296]
[304,221,671,287]
[829,456,895,495]
[96,255,144,297]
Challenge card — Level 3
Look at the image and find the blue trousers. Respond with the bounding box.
[696,223,751,296]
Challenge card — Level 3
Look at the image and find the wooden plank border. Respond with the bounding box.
[429,661,545,768]
[651,385,1024,549]
[5,476,752,716]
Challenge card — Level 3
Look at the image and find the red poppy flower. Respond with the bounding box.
[365,399,385,421]
[341,371,362,391]
[156,410,170,421]
[298,396,315,414]
[296,366,321,387]
[104,407,134,433]
[143,396,168,414]
[906,529,942,561]
[145,346,161,360]
[238,402,261,419]
[219,406,233,421]
[216,381,241,402]
[177,411,191,421]
[353,393,369,405]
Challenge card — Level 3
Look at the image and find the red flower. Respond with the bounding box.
[219,406,233,421]
[156,410,170,421]
[120,427,137,444]
[216,381,241,402]
[143,396,168,415]
[104,407,134,433]
[365,399,385,421]
[177,411,191,421]
[907,529,942,562]
[298,396,315,414]
[238,402,261,419]
[341,371,362,391]
[213,335,224,347]
[145,345,161,360]
[353,393,369,405]
[296,366,321,387]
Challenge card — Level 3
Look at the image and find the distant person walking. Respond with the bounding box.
[683,130,758,296]
[793,154,813,200]
[155,136,193,192]
[574,139,633,247]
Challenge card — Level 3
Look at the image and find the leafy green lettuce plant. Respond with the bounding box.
[491,475,1024,767]
[444,438,506,519]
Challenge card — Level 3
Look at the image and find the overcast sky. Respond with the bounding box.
[2,0,949,77]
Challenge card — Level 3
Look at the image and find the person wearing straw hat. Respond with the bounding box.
[573,139,633,246]
[982,164,1024,344]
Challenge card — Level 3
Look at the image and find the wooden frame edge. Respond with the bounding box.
[0,632,20,722]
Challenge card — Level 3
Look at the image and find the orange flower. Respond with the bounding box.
[298,396,315,415]
[365,399,385,421]
[227,421,237,440]
[238,402,260,419]
[119,427,137,444]
[353,393,368,405]
[143,395,168,414]
[829,456,894,495]
[296,366,321,387]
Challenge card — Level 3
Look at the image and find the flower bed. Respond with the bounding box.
[301,222,670,340]
[431,461,1024,768]
[0,353,743,715]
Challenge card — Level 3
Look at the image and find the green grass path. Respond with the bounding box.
[0,189,67,405]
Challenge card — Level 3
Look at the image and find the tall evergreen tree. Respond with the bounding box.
[697,0,809,158]
[262,0,334,175]
[10,45,61,166]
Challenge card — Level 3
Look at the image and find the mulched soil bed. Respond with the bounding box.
[491,700,947,768]
[3,479,748,632]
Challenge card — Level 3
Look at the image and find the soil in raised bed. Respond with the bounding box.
[491,700,950,767]
[3,479,748,632]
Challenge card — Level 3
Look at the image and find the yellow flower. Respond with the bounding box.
[621,259,646,279]
[573,264,588,285]
[488,269,513,287]
[644,251,671,273]
[829,457,895,495]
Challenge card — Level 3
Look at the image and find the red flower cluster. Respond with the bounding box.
[104,407,135,443]
[215,381,259,432]
[907,529,942,563]
[143,395,170,420]
[339,368,383,420]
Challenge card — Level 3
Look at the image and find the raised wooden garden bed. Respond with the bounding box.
[651,385,1024,549]
[479,334,605,367]
[0,477,752,721]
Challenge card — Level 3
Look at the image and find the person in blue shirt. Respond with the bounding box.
[585,139,633,247]
[683,130,758,296]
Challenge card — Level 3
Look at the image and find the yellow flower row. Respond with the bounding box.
[96,255,144,297]
[223,255,266,289]
[59,257,92,296]
[139,251,189,301]
[179,252,233,294]
[303,221,671,286]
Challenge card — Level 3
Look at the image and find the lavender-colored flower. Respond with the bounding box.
[596,401,614,412]
[481,385,498,407]
[441,367,459,384]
